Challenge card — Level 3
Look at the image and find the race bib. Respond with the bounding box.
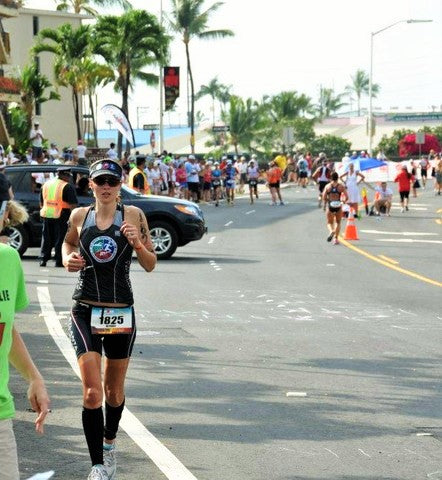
[249,180,257,186]
[330,201,341,208]
[91,307,132,335]
[213,180,220,186]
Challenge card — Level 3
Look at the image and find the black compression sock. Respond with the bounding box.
[82,406,104,466]
[104,399,125,441]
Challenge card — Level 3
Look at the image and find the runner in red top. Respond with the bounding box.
[394,165,414,212]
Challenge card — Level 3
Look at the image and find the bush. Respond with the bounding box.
[306,134,351,158]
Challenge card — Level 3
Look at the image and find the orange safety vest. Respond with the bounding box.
[40,178,72,218]
[128,167,150,195]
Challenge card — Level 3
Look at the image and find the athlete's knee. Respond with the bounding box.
[83,386,103,408]
[105,389,125,407]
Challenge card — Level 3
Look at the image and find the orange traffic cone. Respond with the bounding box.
[343,208,359,240]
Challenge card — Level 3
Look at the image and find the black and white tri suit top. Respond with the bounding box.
[327,184,342,212]
[72,204,134,305]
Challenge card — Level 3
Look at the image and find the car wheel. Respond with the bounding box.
[7,225,30,256]
[149,220,178,260]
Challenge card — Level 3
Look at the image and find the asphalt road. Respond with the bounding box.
[10,182,442,480]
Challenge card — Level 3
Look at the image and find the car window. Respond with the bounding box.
[4,170,22,190]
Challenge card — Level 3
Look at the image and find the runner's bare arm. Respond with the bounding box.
[62,207,87,272]
[121,206,156,272]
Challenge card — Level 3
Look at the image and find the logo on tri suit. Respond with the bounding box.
[89,236,118,263]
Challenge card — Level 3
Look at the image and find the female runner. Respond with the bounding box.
[62,159,156,480]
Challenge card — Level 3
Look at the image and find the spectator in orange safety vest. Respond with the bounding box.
[128,156,150,195]
[39,166,78,267]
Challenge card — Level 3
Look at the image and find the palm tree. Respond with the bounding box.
[33,23,93,140]
[55,0,132,16]
[345,69,380,116]
[196,76,223,125]
[20,62,60,127]
[217,83,231,116]
[317,86,347,118]
[263,91,315,122]
[80,59,114,146]
[169,0,234,153]
[9,62,60,153]
[223,95,260,154]
[94,10,169,155]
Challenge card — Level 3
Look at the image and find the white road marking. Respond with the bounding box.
[326,264,335,267]
[245,210,255,215]
[377,239,442,244]
[405,448,428,460]
[358,449,371,458]
[37,279,49,284]
[428,471,442,479]
[224,221,233,227]
[392,325,409,330]
[36,287,198,480]
[286,392,307,397]
[361,230,438,236]
[324,448,339,458]
[208,236,216,244]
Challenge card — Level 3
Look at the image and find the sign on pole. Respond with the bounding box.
[415,132,425,144]
[143,124,159,130]
[212,125,230,133]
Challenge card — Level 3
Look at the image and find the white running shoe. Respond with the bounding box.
[88,464,109,480]
[103,445,116,480]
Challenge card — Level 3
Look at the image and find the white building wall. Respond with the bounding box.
[4,8,91,149]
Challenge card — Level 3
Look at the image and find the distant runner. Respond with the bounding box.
[322,172,348,245]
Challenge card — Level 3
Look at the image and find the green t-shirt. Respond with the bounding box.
[0,244,29,420]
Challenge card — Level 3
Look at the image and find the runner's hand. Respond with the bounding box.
[121,221,141,248]
[64,252,86,272]
[28,378,50,434]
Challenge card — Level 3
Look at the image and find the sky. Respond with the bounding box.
[25,0,442,128]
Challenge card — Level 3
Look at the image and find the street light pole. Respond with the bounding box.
[159,0,164,154]
[367,19,432,156]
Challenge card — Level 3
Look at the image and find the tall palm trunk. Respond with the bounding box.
[88,91,97,147]
[72,87,82,140]
[211,95,215,125]
[185,41,195,154]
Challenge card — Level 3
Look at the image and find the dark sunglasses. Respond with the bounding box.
[92,176,121,187]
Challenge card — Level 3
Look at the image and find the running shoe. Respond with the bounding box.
[280,201,285,206]
[333,238,339,245]
[103,444,116,480]
[269,202,276,206]
[405,206,409,211]
[87,465,109,480]
[401,207,404,213]
[327,233,334,242]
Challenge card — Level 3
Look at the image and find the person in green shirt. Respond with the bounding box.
[0,241,50,479]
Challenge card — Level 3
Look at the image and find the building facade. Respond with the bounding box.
[0,1,20,148]
[4,7,91,149]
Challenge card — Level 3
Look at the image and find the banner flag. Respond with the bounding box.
[101,104,136,147]
[164,67,180,111]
